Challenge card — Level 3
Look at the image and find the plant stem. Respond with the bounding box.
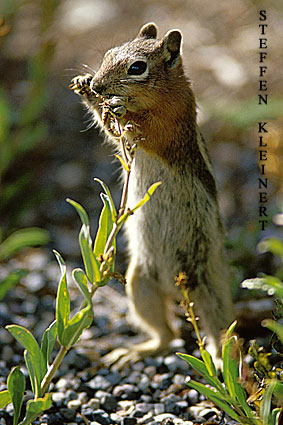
[103,118,134,260]
[41,346,68,395]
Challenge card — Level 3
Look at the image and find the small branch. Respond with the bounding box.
[175,272,203,348]
[102,118,135,260]
[41,346,68,395]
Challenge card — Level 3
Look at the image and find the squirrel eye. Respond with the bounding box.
[127,60,147,76]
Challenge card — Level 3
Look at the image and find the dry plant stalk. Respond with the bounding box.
[175,271,206,350]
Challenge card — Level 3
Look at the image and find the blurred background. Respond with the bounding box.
[0,0,282,297]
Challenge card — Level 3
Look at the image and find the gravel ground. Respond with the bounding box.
[0,248,276,425]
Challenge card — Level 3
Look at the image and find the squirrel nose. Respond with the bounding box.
[91,82,104,95]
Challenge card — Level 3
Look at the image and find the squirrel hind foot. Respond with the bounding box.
[102,337,171,370]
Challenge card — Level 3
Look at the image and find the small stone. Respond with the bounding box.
[144,356,164,368]
[1,346,14,362]
[67,399,82,410]
[172,374,185,386]
[121,418,137,425]
[184,389,198,405]
[164,355,188,373]
[59,408,77,422]
[56,377,70,390]
[126,371,141,385]
[117,400,135,410]
[140,394,153,403]
[113,384,141,400]
[131,361,145,372]
[199,407,219,420]
[23,272,45,292]
[95,391,117,412]
[154,413,177,422]
[159,375,172,390]
[154,403,165,415]
[52,392,67,404]
[175,400,189,411]
[0,328,13,344]
[133,402,154,415]
[78,392,88,403]
[66,390,79,401]
[87,375,112,391]
[106,372,122,386]
[85,398,100,410]
[137,375,150,392]
[144,365,156,378]
[161,394,182,415]
[90,409,112,425]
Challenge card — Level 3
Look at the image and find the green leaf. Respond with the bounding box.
[222,336,237,399]
[19,393,52,425]
[79,224,101,284]
[41,320,57,376]
[262,319,283,344]
[187,379,242,422]
[177,353,224,394]
[58,268,93,349]
[66,198,89,226]
[94,193,115,258]
[61,305,93,349]
[132,181,161,212]
[0,227,49,261]
[257,238,283,260]
[24,350,37,395]
[114,154,129,172]
[7,366,26,425]
[261,380,278,425]
[117,181,161,226]
[67,199,101,283]
[271,408,282,425]
[94,178,117,222]
[0,269,28,300]
[0,390,11,409]
[72,268,91,303]
[199,347,217,377]
[6,325,42,397]
[54,251,70,346]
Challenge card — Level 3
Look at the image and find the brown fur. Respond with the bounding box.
[71,23,234,368]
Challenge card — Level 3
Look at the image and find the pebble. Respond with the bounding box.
[164,355,188,373]
[95,391,118,411]
[85,397,100,410]
[1,248,270,425]
[184,389,198,405]
[23,271,46,292]
[52,392,67,404]
[113,384,142,400]
[67,398,82,410]
[59,408,77,422]
[87,375,112,391]
[78,391,89,403]
[154,403,165,415]
[121,418,137,425]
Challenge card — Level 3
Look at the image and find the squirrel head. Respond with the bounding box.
[90,23,186,112]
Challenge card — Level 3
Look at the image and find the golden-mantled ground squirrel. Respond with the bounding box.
[71,23,234,367]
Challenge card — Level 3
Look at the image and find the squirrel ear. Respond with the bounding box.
[137,22,158,39]
[161,30,182,67]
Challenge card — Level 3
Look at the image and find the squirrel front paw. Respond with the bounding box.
[69,73,94,96]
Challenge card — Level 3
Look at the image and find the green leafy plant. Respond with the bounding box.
[0,124,160,424]
[176,260,283,425]
[0,227,49,300]
[0,1,59,222]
